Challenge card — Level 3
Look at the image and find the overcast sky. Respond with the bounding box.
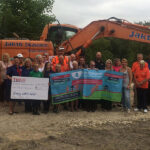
[52,0,150,28]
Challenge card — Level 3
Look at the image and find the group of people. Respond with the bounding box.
[0,47,149,115]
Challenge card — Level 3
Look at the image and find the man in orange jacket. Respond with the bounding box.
[51,47,69,67]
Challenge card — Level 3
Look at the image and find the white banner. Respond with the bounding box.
[11,76,49,100]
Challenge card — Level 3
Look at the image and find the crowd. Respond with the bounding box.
[0,47,150,115]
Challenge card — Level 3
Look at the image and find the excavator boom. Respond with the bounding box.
[61,17,150,55]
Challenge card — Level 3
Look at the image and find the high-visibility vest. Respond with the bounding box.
[51,56,69,65]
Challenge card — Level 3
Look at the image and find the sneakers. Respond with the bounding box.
[127,109,131,113]
[144,109,148,113]
[134,108,139,112]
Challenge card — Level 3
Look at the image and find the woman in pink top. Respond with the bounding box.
[0,53,12,105]
[112,58,122,72]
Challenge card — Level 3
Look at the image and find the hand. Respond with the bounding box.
[127,84,130,89]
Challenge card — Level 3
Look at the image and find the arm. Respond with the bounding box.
[127,67,132,88]
[139,70,150,85]
[6,66,12,80]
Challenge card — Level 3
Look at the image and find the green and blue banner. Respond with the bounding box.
[50,69,123,104]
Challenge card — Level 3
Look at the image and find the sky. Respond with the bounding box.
[52,0,150,28]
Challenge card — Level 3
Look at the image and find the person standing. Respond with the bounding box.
[6,56,22,115]
[78,57,88,69]
[53,55,69,72]
[134,60,150,113]
[86,61,98,112]
[29,63,43,115]
[120,58,132,113]
[95,52,105,109]
[42,62,54,113]
[112,58,122,72]
[35,55,45,72]
[53,64,61,113]
[22,58,33,112]
[69,54,76,70]
[17,53,24,67]
[95,52,105,70]
[70,61,79,112]
[0,53,12,105]
[102,59,113,111]
[132,53,149,108]
[51,47,69,67]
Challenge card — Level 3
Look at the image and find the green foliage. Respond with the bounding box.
[0,0,55,39]
[85,38,150,67]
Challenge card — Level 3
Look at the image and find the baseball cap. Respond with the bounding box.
[17,53,23,58]
[58,47,65,51]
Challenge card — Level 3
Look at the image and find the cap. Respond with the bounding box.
[58,47,65,51]
[17,53,23,58]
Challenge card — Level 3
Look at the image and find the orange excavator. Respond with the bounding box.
[1,17,150,58]
[61,17,150,57]
[0,24,79,58]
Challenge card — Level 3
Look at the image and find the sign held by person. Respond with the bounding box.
[11,76,49,100]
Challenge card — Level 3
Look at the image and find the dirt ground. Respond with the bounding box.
[0,102,150,150]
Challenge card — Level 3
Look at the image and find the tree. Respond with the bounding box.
[0,0,55,39]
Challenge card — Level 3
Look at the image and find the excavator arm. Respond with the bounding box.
[61,17,150,56]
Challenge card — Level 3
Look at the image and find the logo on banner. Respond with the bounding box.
[71,71,82,79]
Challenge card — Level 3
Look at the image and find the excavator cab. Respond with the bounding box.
[40,24,79,54]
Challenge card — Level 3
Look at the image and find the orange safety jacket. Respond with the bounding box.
[51,56,69,66]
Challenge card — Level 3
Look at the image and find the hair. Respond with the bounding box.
[121,58,128,63]
[90,60,95,64]
[35,54,42,60]
[24,58,32,67]
[72,60,78,65]
[114,58,120,62]
[2,53,10,62]
[43,62,52,74]
[105,59,113,70]
[106,59,112,64]
[33,63,39,69]
[137,53,143,57]
[14,56,19,59]
[96,51,102,55]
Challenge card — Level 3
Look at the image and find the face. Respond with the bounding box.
[71,54,76,61]
[57,50,64,56]
[106,62,112,68]
[34,65,39,72]
[39,56,43,64]
[121,60,127,67]
[115,60,121,66]
[46,63,51,71]
[137,54,143,62]
[14,58,20,66]
[90,62,95,69]
[79,58,85,65]
[42,56,46,62]
[25,60,31,67]
[73,63,78,70]
[3,55,9,62]
[96,52,102,59]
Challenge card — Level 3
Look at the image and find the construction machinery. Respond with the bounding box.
[1,17,150,58]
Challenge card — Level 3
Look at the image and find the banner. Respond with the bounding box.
[11,76,49,100]
[50,69,123,104]
[82,70,123,102]
[50,70,83,104]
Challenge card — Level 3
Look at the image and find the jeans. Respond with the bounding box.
[122,87,130,109]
